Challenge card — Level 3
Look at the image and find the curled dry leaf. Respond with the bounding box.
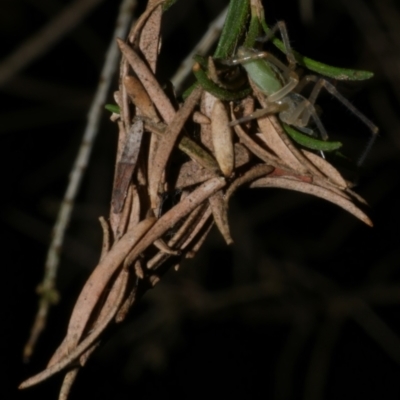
[47,217,156,367]
[19,269,130,389]
[250,176,372,226]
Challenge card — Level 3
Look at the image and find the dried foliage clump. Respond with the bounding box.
[19,1,372,398]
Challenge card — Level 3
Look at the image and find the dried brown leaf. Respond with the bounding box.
[301,150,348,188]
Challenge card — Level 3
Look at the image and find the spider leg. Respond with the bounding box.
[256,20,297,69]
[297,75,379,165]
[279,93,329,141]
[229,103,284,126]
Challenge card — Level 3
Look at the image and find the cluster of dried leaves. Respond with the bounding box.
[19,1,372,398]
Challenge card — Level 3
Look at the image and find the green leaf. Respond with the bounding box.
[192,63,251,101]
[214,0,250,59]
[260,21,374,81]
[283,123,342,151]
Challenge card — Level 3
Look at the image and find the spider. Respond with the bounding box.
[220,21,378,166]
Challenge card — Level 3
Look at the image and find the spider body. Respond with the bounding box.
[223,21,378,165]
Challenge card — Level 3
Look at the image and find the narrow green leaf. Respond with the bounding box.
[214,0,250,59]
[193,63,251,101]
[283,123,342,151]
[260,20,374,81]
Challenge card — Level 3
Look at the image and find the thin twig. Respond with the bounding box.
[23,0,138,362]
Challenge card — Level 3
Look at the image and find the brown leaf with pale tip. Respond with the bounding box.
[211,99,235,177]
[209,190,233,245]
[250,176,372,226]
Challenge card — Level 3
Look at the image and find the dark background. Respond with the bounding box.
[1,0,399,399]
